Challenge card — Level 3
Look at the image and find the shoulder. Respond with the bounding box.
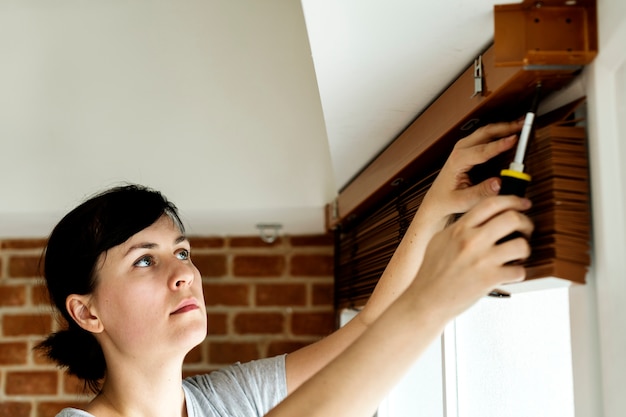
[184,355,287,416]
[185,355,286,389]
[55,409,94,417]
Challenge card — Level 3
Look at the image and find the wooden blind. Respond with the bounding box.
[334,170,439,308]
[334,102,591,309]
[520,122,591,281]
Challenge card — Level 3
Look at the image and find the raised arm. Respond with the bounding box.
[285,120,524,391]
[271,194,533,417]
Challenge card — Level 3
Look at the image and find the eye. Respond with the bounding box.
[133,255,154,268]
[176,249,190,261]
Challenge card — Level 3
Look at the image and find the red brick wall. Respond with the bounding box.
[0,234,335,417]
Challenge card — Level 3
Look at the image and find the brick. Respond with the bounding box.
[37,401,89,417]
[193,254,227,277]
[3,314,53,336]
[188,236,225,248]
[234,312,284,334]
[32,282,52,305]
[233,255,285,277]
[0,235,342,404]
[256,283,306,306]
[209,342,259,364]
[0,341,28,365]
[6,370,58,395]
[290,234,333,247]
[203,283,249,306]
[230,236,282,247]
[0,284,27,306]
[291,312,335,336]
[0,402,31,417]
[207,312,228,335]
[34,345,57,365]
[8,255,42,278]
[184,343,203,364]
[312,283,334,306]
[0,238,47,249]
[290,254,333,276]
[63,372,87,395]
[267,340,311,357]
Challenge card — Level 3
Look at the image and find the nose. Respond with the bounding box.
[168,260,197,290]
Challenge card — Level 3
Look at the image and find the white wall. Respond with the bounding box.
[455,289,575,417]
[578,0,626,415]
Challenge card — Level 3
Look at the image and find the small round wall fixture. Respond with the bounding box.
[256,223,283,243]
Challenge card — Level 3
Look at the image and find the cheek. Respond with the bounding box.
[96,282,164,337]
[191,266,205,297]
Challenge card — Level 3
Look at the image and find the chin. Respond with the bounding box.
[173,316,208,351]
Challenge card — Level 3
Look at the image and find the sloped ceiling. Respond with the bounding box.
[0,0,504,238]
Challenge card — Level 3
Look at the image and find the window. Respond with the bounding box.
[341,287,575,417]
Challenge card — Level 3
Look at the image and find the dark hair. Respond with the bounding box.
[36,184,184,393]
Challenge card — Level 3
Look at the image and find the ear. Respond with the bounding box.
[65,294,104,334]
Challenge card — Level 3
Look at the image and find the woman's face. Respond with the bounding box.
[89,215,207,361]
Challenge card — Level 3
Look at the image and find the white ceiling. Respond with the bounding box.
[0,0,503,238]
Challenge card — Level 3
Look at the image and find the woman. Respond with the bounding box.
[38,121,532,417]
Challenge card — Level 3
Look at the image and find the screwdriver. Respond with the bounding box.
[488,83,541,298]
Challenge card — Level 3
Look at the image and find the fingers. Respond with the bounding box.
[456,120,523,149]
[451,177,501,209]
[460,196,533,285]
[487,234,530,285]
[493,262,527,285]
[461,195,532,230]
[417,120,526,227]
[452,134,517,170]
[410,195,533,315]
[484,206,534,243]
[450,121,523,170]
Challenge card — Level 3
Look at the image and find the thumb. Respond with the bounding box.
[456,178,501,210]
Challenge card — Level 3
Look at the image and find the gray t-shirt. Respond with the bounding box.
[56,355,288,417]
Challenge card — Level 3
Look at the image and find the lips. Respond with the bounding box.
[171,298,200,315]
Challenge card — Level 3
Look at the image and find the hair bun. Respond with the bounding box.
[35,326,105,392]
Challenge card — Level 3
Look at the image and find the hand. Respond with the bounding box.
[420,121,524,222]
[409,195,533,319]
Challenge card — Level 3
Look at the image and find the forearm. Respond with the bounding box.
[357,205,449,325]
[270,286,450,417]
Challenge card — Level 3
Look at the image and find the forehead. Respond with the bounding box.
[97,215,186,267]
[122,215,183,244]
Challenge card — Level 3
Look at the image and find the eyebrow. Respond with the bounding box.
[124,235,188,257]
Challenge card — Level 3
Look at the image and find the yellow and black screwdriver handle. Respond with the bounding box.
[499,168,531,198]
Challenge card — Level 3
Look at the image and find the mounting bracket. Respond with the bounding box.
[494,0,597,67]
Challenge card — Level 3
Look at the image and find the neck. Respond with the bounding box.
[88,355,188,417]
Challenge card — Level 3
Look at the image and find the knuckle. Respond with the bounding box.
[474,125,489,135]
[512,235,532,260]
[449,223,474,250]
[510,265,526,283]
[507,209,524,223]
[524,244,532,259]
[505,210,530,232]
[452,138,468,151]
[482,195,501,211]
